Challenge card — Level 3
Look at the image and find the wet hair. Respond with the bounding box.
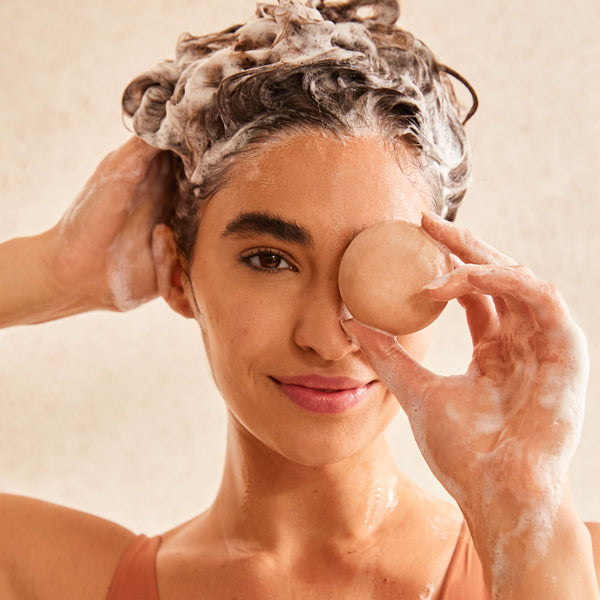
[122,0,477,260]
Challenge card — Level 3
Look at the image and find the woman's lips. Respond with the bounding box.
[271,375,376,414]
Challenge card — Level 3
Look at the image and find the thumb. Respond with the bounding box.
[341,318,438,408]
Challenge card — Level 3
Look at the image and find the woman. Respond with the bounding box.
[1,1,598,598]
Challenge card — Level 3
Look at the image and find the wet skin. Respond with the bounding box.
[152,131,463,598]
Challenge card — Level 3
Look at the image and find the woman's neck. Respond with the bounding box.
[208,415,419,557]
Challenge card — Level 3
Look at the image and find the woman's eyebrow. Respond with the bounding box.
[222,211,315,248]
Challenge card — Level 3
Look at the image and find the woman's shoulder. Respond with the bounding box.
[0,493,135,600]
[585,522,600,587]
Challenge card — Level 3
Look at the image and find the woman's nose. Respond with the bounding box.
[292,274,359,361]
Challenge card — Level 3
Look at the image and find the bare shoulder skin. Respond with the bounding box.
[587,523,600,588]
[0,494,134,600]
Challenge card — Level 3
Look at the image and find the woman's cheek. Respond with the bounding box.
[203,289,294,358]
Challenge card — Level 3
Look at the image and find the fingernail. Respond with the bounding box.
[422,273,450,290]
[450,255,465,268]
[341,318,404,367]
[422,211,445,222]
[341,318,361,346]
[341,318,397,345]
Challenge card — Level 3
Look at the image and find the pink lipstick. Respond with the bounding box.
[271,375,375,414]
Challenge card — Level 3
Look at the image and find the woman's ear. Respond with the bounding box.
[151,224,195,319]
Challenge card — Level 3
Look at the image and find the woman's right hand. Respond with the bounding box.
[43,137,173,312]
[0,137,174,327]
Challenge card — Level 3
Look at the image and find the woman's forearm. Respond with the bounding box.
[0,233,92,328]
[467,492,599,599]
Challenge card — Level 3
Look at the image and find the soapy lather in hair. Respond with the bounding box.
[123,0,478,258]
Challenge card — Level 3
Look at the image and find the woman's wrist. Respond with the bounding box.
[463,490,599,599]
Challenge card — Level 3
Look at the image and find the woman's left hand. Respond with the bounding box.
[342,213,595,596]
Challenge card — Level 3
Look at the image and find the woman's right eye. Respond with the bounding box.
[239,248,297,273]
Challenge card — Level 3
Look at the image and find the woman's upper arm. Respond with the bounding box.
[0,493,134,600]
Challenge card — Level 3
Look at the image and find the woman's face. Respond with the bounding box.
[184,131,436,466]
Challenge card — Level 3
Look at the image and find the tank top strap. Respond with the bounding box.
[437,521,491,599]
[106,534,161,600]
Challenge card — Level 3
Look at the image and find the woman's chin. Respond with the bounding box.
[266,417,398,469]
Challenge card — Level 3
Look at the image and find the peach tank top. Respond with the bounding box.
[106,522,490,599]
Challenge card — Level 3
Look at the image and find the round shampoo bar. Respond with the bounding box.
[338,219,452,335]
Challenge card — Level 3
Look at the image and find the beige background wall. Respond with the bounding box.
[1,0,598,534]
